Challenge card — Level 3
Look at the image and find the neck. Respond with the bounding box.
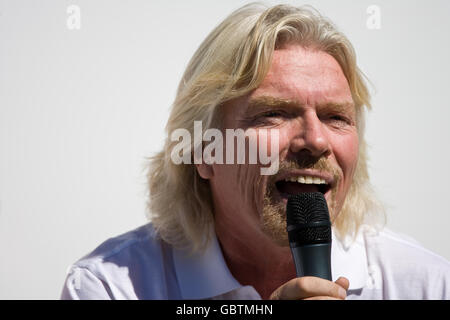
[215,220,296,300]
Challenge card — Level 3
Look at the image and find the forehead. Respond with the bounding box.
[250,45,353,108]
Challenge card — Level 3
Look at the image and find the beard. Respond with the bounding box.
[260,156,342,246]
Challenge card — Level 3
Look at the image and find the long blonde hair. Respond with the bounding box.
[145,3,385,253]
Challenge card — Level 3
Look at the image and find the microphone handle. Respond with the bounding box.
[290,243,332,280]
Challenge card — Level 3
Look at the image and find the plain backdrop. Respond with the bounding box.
[1,0,449,299]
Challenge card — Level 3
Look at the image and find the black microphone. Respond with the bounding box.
[286,192,332,280]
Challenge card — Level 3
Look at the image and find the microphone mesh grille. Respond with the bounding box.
[286,192,331,245]
[292,226,331,244]
[286,192,330,224]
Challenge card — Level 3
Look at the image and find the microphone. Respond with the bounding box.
[286,192,332,280]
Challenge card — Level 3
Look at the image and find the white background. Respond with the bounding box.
[1,0,449,299]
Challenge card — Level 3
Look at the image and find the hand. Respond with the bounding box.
[269,276,349,300]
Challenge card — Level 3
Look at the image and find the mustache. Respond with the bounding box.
[268,156,341,185]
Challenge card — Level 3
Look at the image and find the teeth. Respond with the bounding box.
[284,175,326,185]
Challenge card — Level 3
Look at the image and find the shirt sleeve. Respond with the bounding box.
[60,265,113,300]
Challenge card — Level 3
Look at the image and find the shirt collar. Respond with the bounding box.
[172,232,243,299]
[331,228,369,290]
[172,228,369,299]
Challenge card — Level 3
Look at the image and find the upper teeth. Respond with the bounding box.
[284,176,327,184]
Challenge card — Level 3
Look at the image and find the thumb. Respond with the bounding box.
[335,276,350,291]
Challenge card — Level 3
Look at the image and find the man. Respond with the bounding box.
[61,3,450,299]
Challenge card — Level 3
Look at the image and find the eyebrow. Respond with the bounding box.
[247,96,299,110]
[247,96,355,113]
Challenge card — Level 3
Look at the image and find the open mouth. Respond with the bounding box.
[274,175,331,199]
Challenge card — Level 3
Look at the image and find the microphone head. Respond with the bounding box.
[286,192,332,246]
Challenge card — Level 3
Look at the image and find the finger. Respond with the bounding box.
[269,276,347,300]
[335,276,350,291]
[304,296,341,300]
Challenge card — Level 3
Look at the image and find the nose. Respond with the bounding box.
[289,111,330,158]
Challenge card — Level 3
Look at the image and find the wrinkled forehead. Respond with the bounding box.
[256,46,354,107]
[215,46,355,128]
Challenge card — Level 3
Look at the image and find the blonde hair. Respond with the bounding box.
[145,3,385,253]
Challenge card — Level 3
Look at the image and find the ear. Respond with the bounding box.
[195,163,214,180]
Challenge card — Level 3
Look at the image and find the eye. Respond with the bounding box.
[259,109,292,119]
[323,114,354,128]
[330,115,346,121]
[262,111,284,118]
[244,109,291,127]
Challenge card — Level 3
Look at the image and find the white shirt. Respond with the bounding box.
[60,223,450,300]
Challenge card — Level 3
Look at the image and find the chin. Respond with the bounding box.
[260,184,340,247]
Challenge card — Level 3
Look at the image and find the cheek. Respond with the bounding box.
[211,163,241,192]
[332,132,359,182]
[212,163,263,202]
[277,127,292,150]
[262,125,292,161]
